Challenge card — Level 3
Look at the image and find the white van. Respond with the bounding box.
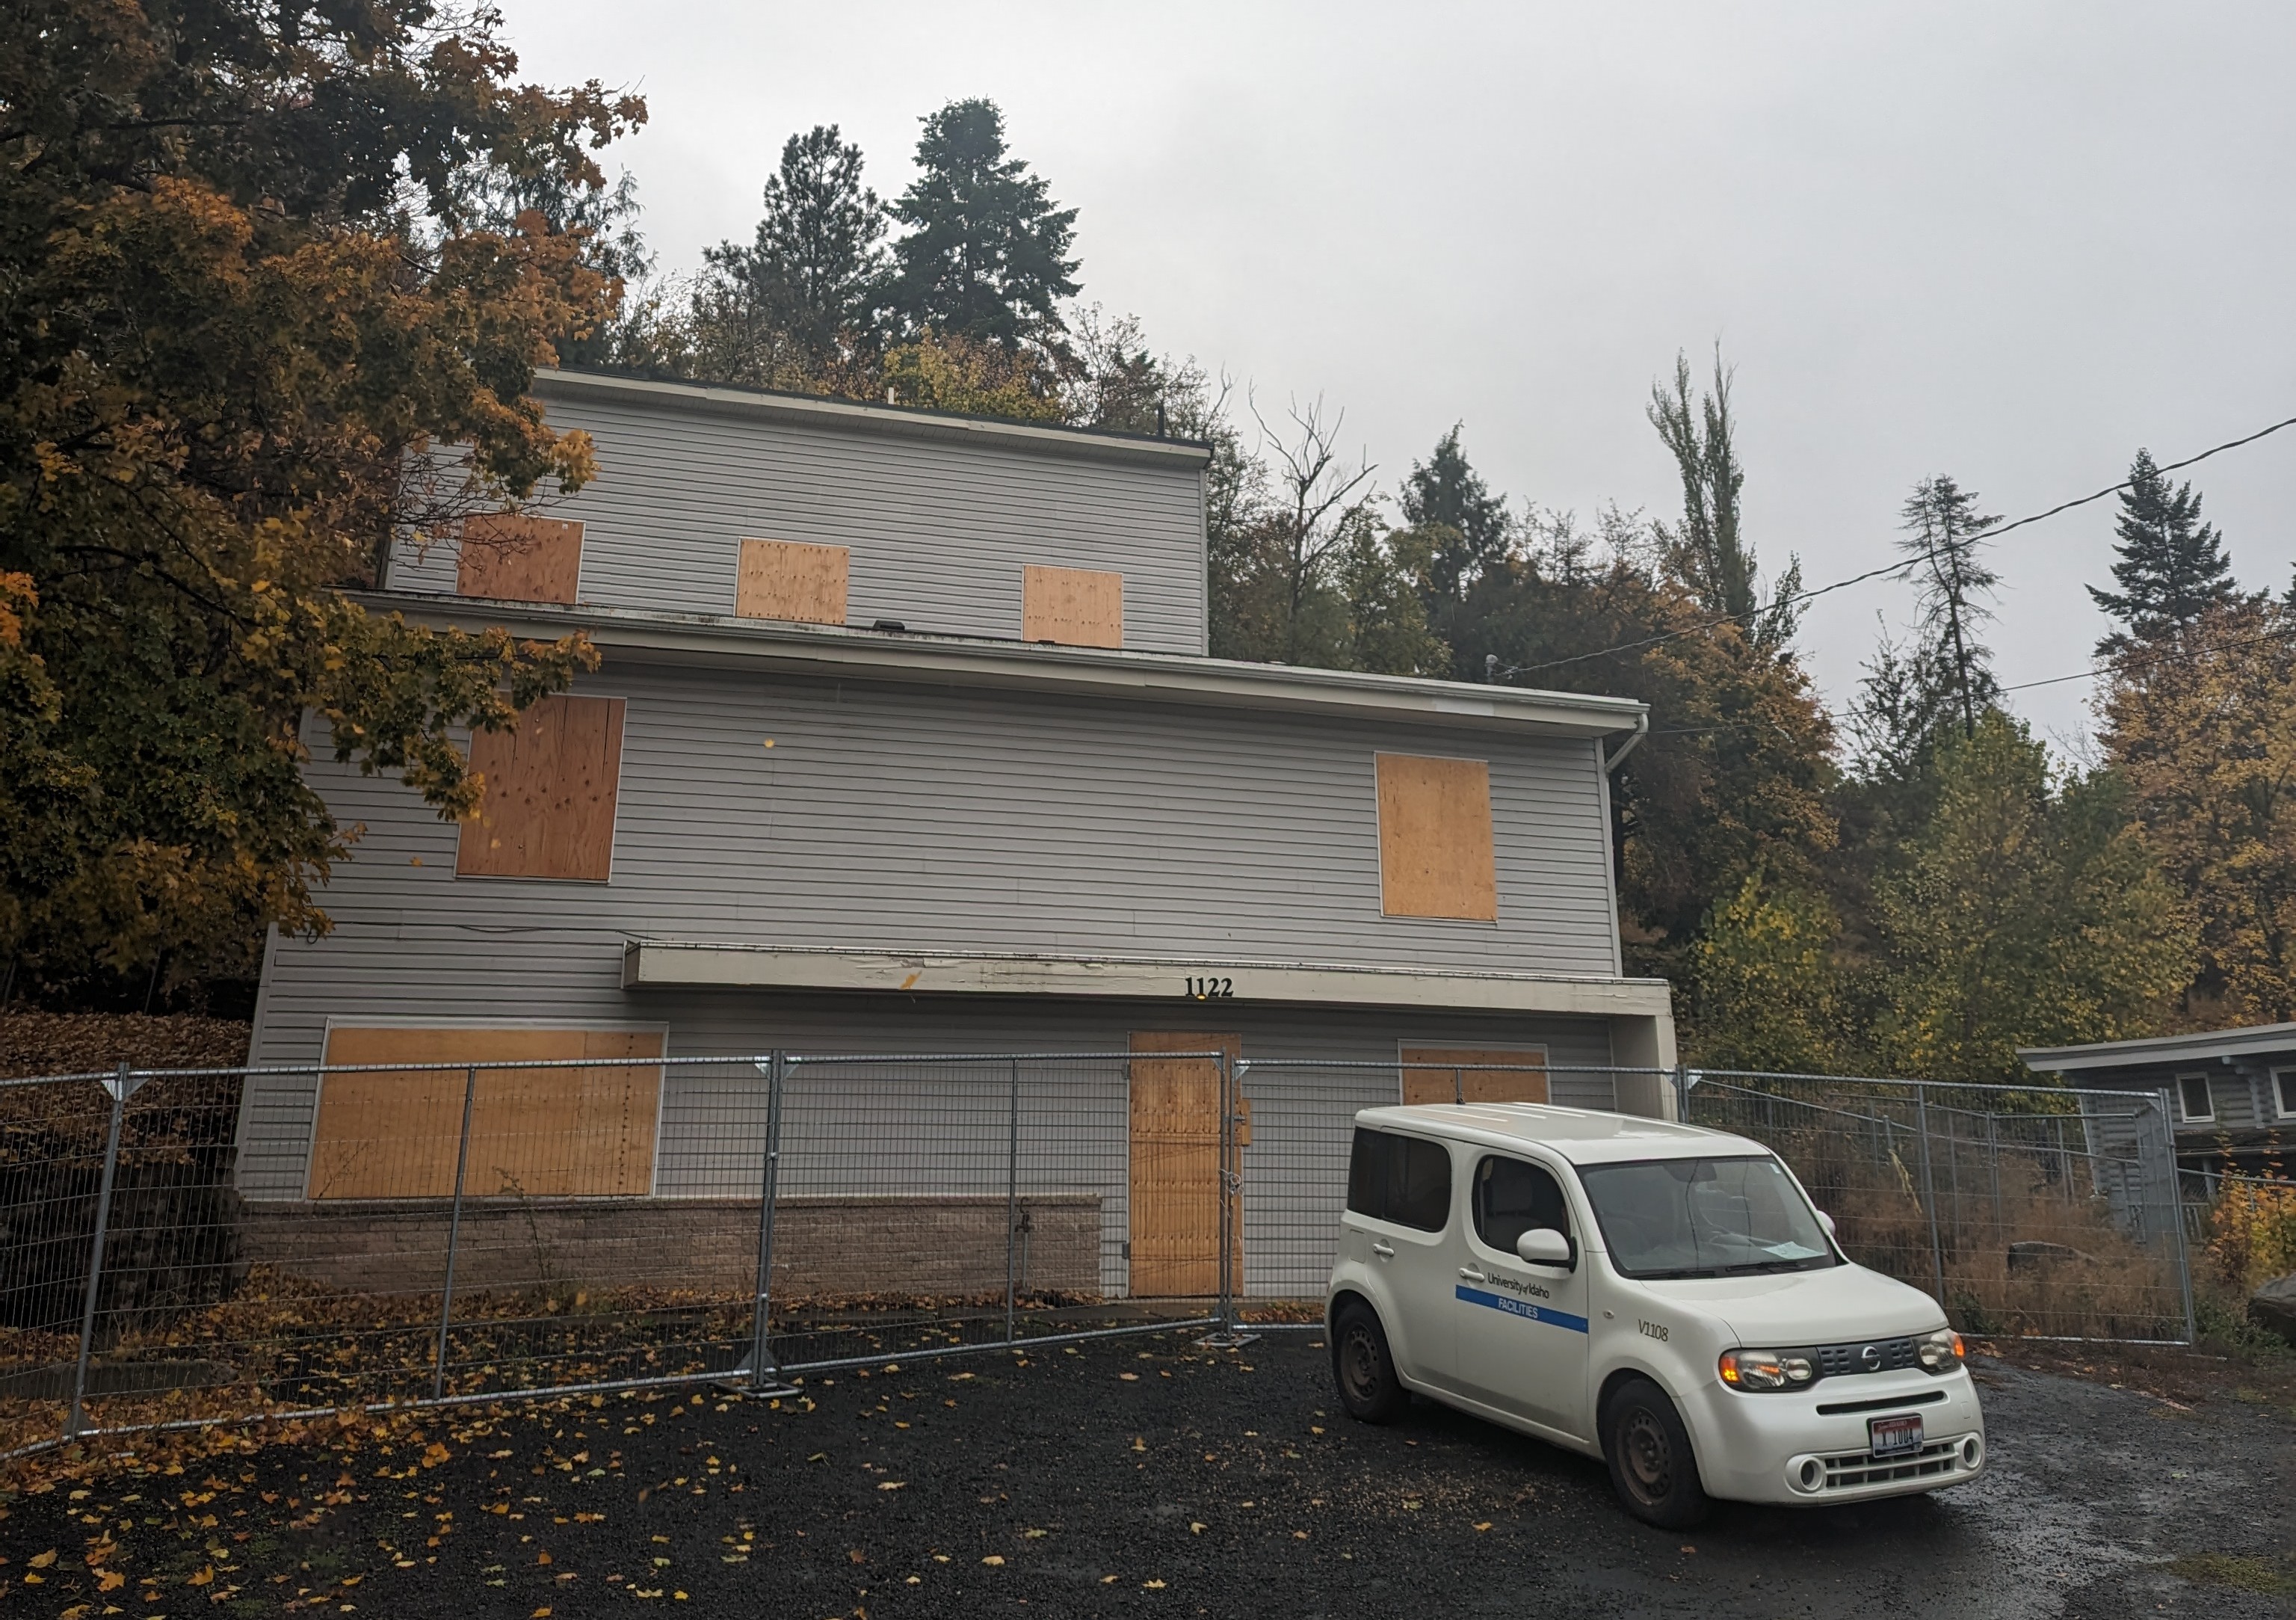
[1324,1103,1985,1527]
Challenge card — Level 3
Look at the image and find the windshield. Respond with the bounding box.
[1575,1155,1839,1281]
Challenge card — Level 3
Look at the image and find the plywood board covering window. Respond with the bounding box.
[455,694,625,882]
[1374,753,1498,921]
[457,513,584,606]
[1128,1032,1243,1297]
[1022,564,1124,648]
[308,1027,664,1200]
[736,538,849,625]
[1400,1046,1549,1106]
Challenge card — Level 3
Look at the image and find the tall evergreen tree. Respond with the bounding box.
[1897,475,2002,739]
[1647,348,1801,647]
[2088,448,2240,651]
[706,125,891,377]
[1400,425,1511,599]
[888,99,1079,348]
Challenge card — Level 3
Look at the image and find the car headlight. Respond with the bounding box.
[1718,1349,1815,1390]
[1918,1327,1966,1372]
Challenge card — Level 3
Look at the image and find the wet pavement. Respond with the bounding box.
[1,1331,2290,1616]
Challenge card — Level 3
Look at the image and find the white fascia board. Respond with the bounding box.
[621,940,1674,1020]
[368,595,1647,741]
[2019,1022,2296,1073]
[535,368,1213,472]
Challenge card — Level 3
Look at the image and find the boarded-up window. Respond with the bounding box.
[1022,564,1123,648]
[1374,753,1498,921]
[308,1027,664,1199]
[1400,1046,1549,1106]
[455,694,625,882]
[1129,1032,1244,1296]
[457,514,584,606]
[736,539,849,625]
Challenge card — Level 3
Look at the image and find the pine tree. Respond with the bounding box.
[2088,448,2240,650]
[706,126,891,377]
[1897,475,2002,739]
[1400,425,1511,598]
[888,99,1079,348]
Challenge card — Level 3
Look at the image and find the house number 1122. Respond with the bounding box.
[1184,976,1235,1000]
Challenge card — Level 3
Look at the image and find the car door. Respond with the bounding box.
[1342,1126,1466,1393]
[1452,1150,1593,1438]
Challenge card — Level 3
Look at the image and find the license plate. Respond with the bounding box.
[1868,1414,1924,1458]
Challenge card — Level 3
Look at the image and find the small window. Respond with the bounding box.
[1473,1155,1572,1255]
[1345,1127,1452,1234]
[2176,1074,2215,1124]
[2275,1068,2296,1121]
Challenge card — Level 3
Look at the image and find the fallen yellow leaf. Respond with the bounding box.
[187,1566,215,1586]
[28,1550,57,1569]
[877,1481,905,1491]
[981,1555,1004,1567]
[1145,1577,1167,1589]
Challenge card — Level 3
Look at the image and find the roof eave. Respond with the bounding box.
[534,367,1214,471]
[359,594,1648,739]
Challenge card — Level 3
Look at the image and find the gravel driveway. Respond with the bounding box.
[4,1330,2290,1617]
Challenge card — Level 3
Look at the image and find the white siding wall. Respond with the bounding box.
[389,388,1208,653]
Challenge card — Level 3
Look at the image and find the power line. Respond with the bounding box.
[1491,410,2296,681]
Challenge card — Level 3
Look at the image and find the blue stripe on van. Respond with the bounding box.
[1457,1284,1590,1335]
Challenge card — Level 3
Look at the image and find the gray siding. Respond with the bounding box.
[244,661,1627,1205]
[389,390,1208,653]
[2070,1064,2296,1136]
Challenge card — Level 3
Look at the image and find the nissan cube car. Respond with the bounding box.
[1325,1103,1984,1527]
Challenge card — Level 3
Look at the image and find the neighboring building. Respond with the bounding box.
[2019,1023,2296,1174]
[236,366,1672,1298]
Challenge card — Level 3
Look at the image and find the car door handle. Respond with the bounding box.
[1371,1240,1395,1259]
[1457,1267,1487,1283]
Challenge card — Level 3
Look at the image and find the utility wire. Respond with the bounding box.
[1490,410,2296,681]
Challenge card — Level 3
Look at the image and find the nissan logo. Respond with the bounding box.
[1860,1343,1883,1372]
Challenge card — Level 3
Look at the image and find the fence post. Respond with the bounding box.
[2152,1094,2199,1345]
[67,1062,135,1439]
[1004,1056,1020,1347]
[1453,1065,1463,1106]
[748,1051,787,1390]
[1985,1112,2003,1235]
[431,1064,478,1402]
[1218,1050,1236,1337]
[1913,1083,1948,1310]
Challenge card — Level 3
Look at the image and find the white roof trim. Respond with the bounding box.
[2019,1021,2296,1072]
[535,368,1213,471]
[368,594,1648,739]
[621,941,1674,1019]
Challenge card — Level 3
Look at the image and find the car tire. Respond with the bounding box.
[1602,1377,1711,1528]
[1330,1300,1406,1424]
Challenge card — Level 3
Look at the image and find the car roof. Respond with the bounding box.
[1351,1103,1770,1166]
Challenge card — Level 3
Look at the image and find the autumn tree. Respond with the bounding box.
[2101,598,2296,1023]
[0,0,641,1004]
[1873,712,2193,1083]
[1688,869,1860,1076]
[2090,449,2242,652]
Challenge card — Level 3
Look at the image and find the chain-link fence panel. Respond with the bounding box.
[1683,1071,2195,1343]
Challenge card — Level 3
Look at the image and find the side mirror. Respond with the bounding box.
[1516,1228,1573,1269]
[1816,1210,1837,1239]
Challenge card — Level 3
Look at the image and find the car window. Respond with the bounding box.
[1472,1154,1571,1254]
[1576,1155,1839,1280]
[1345,1127,1452,1234]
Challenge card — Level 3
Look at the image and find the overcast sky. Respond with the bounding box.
[495,1,2296,751]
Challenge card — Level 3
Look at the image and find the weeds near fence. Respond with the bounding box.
[2206,1174,2296,1293]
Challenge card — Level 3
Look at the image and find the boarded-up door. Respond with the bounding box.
[1400,1046,1549,1106]
[1129,1032,1243,1297]
[309,1027,664,1199]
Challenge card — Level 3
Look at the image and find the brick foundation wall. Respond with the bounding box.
[240,1193,1104,1299]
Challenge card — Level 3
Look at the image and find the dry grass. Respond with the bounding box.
[1779,1124,2187,1340]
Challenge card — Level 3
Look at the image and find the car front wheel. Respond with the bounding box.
[1603,1377,1710,1528]
[1330,1299,1405,1424]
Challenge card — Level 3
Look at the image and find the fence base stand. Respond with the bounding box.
[1194,1329,1259,1350]
[714,1377,806,1401]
